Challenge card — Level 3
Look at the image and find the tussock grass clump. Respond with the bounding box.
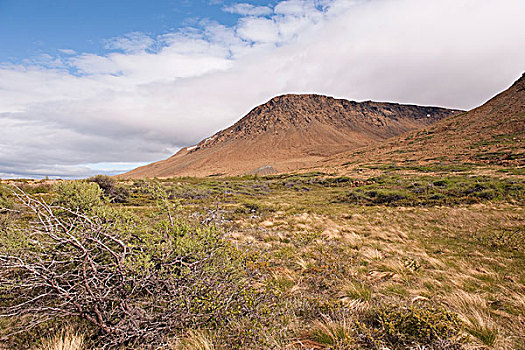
[37,327,85,350]
[172,330,215,350]
[464,314,499,347]
[497,167,525,176]
[309,315,355,348]
[235,201,263,214]
[477,226,525,252]
[447,292,500,347]
[342,281,373,301]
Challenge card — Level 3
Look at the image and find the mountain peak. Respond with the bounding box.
[191,94,461,151]
[122,94,461,178]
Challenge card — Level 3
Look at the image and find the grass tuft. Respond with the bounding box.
[172,330,215,350]
[308,315,355,347]
[342,281,373,301]
[37,327,85,350]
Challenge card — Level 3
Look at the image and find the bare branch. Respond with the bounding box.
[0,185,254,348]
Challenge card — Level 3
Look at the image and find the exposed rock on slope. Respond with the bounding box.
[122,94,461,178]
[321,73,525,171]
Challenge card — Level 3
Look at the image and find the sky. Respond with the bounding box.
[0,0,524,179]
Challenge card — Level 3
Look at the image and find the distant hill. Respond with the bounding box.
[122,94,460,178]
[320,73,525,171]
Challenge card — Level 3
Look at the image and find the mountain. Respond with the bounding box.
[320,73,525,171]
[121,94,461,178]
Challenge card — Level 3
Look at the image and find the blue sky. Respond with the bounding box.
[0,0,280,62]
[0,0,524,179]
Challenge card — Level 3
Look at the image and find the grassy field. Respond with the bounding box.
[1,167,524,349]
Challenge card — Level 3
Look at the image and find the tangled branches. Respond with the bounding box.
[0,185,254,348]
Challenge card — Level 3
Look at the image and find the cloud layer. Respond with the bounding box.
[1,0,524,178]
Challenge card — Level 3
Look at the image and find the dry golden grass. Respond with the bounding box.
[339,280,373,301]
[171,330,215,350]
[445,292,500,347]
[36,328,85,350]
[225,198,524,349]
[308,315,355,348]
[4,172,522,349]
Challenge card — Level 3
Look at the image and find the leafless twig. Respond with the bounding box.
[0,186,251,348]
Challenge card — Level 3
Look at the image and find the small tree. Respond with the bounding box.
[53,181,103,213]
[87,175,129,203]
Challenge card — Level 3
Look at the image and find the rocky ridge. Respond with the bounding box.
[122,94,462,178]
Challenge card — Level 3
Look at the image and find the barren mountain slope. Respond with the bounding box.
[318,73,525,172]
[122,94,460,178]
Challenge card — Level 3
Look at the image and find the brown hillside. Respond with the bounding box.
[319,73,525,172]
[122,94,461,178]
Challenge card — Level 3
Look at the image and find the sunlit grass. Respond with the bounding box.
[2,169,524,349]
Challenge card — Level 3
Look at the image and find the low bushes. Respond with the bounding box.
[336,175,524,206]
[53,180,103,212]
[87,175,129,203]
[362,304,463,348]
[477,226,525,252]
[307,304,465,349]
[0,187,260,348]
[0,185,12,211]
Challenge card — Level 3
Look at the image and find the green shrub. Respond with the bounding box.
[131,179,170,201]
[0,189,258,348]
[87,175,129,203]
[28,183,53,195]
[478,227,525,252]
[235,201,262,214]
[366,189,407,204]
[433,179,449,188]
[377,305,460,343]
[53,181,103,212]
[0,185,12,210]
[335,175,524,207]
[357,304,463,349]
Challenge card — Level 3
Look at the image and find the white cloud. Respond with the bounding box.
[58,48,77,55]
[274,0,320,16]
[0,0,524,178]
[236,17,280,43]
[223,3,273,16]
[104,32,155,53]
